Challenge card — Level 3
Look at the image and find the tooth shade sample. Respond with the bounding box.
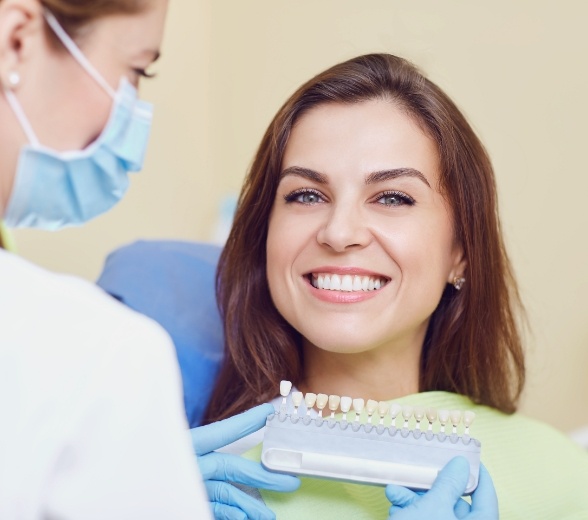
[377,401,390,420]
[291,391,303,408]
[438,409,450,432]
[463,411,476,434]
[280,380,292,397]
[377,401,390,415]
[328,395,341,412]
[463,411,476,427]
[352,398,365,420]
[426,407,438,423]
[316,394,328,416]
[389,403,402,425]
[366,399,378,422]
[264,381,484,492]
[414,407,425,429]
[366,399,378,415]
[304,392,317,412]
[402,405,414,421]
[426,407,438,430]
[340,396,352,418]
[401,405,413,428]
[450,410,462,426]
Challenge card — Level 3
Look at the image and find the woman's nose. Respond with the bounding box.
[316,205,372,252]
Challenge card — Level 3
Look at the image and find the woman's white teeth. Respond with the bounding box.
[312,273,387,292]
[330,274,341,290]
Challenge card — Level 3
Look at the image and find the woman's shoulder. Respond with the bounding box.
[254,390,588,520]
[410,390,588,516]
[403,390,586,453]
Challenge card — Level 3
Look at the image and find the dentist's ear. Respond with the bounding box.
[0,0,44,89]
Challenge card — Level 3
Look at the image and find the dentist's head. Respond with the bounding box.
[0,0,167,230]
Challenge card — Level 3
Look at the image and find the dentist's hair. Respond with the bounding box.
[205,53,525,423]
[40,0,149,39]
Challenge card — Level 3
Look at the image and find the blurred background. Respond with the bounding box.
[10,1,588,435]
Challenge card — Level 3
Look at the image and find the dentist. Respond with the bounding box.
[0,0,212,517]
[0,2,299,519]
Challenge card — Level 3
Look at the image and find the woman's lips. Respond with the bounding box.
[304,269,390,303]
[310,272,389,292]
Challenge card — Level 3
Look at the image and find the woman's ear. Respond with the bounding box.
[0,0,44,89]
[447,244,467,285]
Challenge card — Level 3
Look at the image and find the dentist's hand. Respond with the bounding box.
[385,457,498,520]
[190,403,300,520]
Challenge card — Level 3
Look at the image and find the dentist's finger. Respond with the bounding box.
[385,484,419,514]
[191,403,275,454]
[206,480,276,520]
[469,464,499,517]
[198,452,300,491]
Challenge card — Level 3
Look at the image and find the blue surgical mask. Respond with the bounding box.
[2,10,153,230]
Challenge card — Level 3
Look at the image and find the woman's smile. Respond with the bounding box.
[304,267,391,303]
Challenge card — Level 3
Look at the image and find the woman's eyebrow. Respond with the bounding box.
[365,168,431,188]
[279,166,328,184]
[279,166,431,188]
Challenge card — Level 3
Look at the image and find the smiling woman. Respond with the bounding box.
[204,53,588,519]
[207,53,523,420]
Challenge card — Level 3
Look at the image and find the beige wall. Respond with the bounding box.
[12,1,588,433]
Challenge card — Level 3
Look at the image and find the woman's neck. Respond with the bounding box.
[300,331,425,402]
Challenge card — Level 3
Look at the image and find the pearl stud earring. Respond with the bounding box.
[453,276,466,290]
[7,71,20,88]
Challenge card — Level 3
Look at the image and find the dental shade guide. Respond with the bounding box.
[261,380,482,493]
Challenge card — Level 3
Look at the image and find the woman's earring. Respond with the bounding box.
[453,276,466,290]
[6,71,20,88]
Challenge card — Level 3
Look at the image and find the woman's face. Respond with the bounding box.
[266,99,464,359]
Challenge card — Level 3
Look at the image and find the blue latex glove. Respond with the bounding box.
[385,457,498,519]
[190,403,300,520]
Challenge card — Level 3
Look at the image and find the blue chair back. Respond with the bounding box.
[97,240,224,427]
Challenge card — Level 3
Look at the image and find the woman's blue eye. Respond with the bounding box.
[284,190,324,204]
[300,192,321,204]
[376,191,415,207]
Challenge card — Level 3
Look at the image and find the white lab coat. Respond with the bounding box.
[0,250,212,519]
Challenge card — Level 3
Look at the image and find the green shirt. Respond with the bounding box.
[245,391,588,519]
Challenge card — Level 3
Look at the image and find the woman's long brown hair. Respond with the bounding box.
[204,54,525,423]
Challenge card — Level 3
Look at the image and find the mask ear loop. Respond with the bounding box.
[43,9,117,100]
[3,89,41,146]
